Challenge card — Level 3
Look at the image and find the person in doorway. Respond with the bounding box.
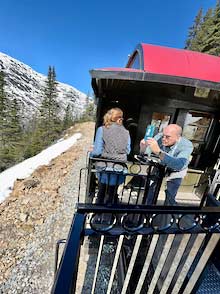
[140,124,193,205]
[90,108,131,204]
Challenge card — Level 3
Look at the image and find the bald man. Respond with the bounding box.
[140,124,193,204]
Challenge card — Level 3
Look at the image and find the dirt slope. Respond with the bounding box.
[0,121,95,293]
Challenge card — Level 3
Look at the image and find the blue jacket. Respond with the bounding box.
[146,133,193,178]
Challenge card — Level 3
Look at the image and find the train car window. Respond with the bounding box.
[183,111,213,168]
[183,112,212,141]
[151,112,171,135]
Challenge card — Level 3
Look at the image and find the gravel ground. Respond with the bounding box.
[0,122,94,294]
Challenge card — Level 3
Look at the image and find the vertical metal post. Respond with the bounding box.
[51,212,85,294]
[54,239,66,276]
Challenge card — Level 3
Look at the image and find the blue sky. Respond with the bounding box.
[0,0,217,94]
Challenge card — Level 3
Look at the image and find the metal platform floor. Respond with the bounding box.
[197,263,220,294]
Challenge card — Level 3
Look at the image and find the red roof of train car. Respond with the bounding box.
[90,43,220,93]
[139,43,220,83]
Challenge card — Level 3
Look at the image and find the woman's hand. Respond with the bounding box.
[88,145,94,152]
[140,139,147,153]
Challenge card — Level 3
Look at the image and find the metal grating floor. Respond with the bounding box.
[197,263,220,294]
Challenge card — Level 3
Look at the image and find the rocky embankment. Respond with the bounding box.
[0,122,95,294]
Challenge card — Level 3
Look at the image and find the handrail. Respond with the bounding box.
[79,156,166,205]
[76,202,220,215]
[51,213,85,294]
[52,202,220,294]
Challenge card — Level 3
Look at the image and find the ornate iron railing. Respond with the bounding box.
[78,156,166,206]
[52,203,220,294]
[52,157,220,293]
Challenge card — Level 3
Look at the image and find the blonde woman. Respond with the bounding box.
[90,108,131,204]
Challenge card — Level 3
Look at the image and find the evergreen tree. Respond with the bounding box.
[0,73,24,170]
[38,66,61,145]
[0,72,11,170]
[81,94,96,122]
[63,103,74,129]
[191,8,214,53]
[0,71,5,101]
[85,101,96,121]
[22,115,43,158]
[23,122,45,157]
[6,98,24,161]
[41,66,59,120]
[23,66,65,159]
[202,2,220,55]
[185,8,203,50]
[0,71,9,146]
[185,3,220,56]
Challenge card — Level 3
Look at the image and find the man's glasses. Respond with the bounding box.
[162,135,172,139]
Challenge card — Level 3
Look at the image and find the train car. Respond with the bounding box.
[52,44,220,294]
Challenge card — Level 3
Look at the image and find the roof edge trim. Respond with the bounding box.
[90,69,220,91]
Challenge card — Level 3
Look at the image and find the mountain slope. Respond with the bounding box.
[0,52,87,120]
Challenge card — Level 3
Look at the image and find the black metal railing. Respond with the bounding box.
[52,157,220,294]
[78,156,165,206]
[52,203,220,294]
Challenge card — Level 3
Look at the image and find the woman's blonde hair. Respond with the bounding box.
[103,108,123,127]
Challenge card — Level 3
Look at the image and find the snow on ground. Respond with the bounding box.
[0,133,82,203]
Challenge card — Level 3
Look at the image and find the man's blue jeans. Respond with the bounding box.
[146,178,182,205]
[165,178,182,205]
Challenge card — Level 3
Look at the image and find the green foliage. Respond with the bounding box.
[79,94,96,122]
[63,103,74,129]
[6,99,24,159]
[0,64,87,172]
[203,3,220,55]
[185,8,203,50]
[40,67,59,119]
[0,72,24,171]
[185,2,220,56]
[23,120,46,158]
[38,66,62,145]
[84,102,96,120]
[197,8,215,53]
[0,66,64,171]
[0,72,9,138]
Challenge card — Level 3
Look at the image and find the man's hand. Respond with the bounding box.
[146,138,161,155]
